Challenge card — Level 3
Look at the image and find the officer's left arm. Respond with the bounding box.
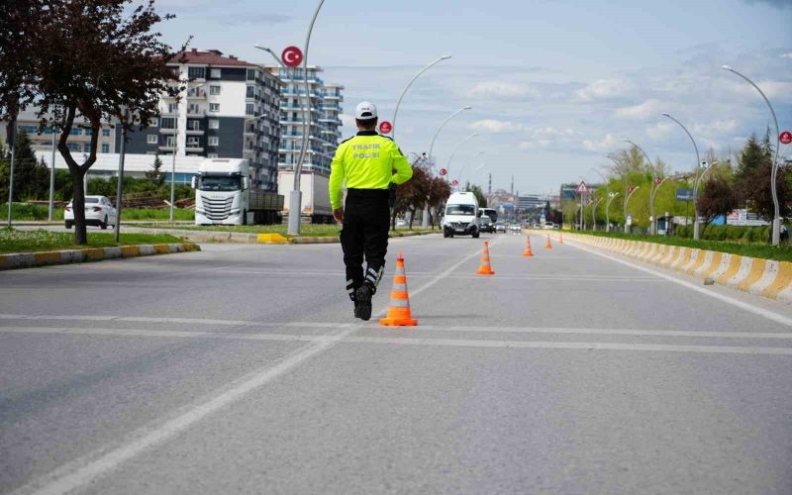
[329,144,346,210]
[390,142,413,185]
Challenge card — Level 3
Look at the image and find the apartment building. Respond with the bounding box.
[122,49,282,191]
[2,110,117,157]
[266,65,344,176]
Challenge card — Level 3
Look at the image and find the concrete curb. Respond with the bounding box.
[0,243,201,271]
[545,231,792,304]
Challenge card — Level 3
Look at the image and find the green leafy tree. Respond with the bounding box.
[31,0,188,244]
[697,175,739,236]
[0,129,49,201]
[466,184,486,208]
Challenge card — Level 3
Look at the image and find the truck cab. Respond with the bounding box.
[441,192,480,238]
[192,159,250,225]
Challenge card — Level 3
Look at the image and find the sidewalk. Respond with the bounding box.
[0,243,200,271]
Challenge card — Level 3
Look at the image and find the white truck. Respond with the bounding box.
[277,170,334,224]
[441,191,481,238]
[192,159,251,225]
[192,158,284,226]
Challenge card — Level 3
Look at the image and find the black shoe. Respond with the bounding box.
[355,285,372,321]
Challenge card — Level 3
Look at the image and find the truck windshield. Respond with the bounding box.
[446,204,475,216]
[199,176,241,191]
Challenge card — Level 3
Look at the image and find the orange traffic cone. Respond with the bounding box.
[476,241,496,275]
[379,252,418,327]
[523,236,534,257]
[545,234,553,249]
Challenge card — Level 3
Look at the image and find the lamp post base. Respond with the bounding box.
[288,192,302,236]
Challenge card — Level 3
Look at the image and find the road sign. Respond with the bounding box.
[676,188,694,201]
[451,179,459,186]
[576,181,588,194]
[282,46,303,67]
[379,120,392,134]
[781,131,792,145]
[439,168,447,176]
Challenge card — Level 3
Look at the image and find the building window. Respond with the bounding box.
[147,135,158,144]
[187,66,206,80]
[209,103,220,112]
[245,103,255,115]
[150,118,158,127]
[186,136,200,147]
[208,136,219,146]
[246,69,256,81]
[246,85,255,98]
[210,85,221,95]
[210,68,221,79]
[83,143,91,152]
[160,117,175,129]
[101,143,110,153]
[208,119,219,129]
[102,129,110,137]
[166,136,175,147]
[208,153,219,159]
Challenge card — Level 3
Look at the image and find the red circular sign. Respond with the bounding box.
[282,46,303,67]
[379,121,392,134]
[439,168,447,176]
[654,177,663,185]
[781,131,792,145]
[451,180,459,186]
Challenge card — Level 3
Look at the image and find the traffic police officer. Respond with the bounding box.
[329,102,414,321]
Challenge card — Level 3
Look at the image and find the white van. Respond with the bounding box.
[441,192,480,238]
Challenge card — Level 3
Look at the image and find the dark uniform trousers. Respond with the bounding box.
[341,188,390,301]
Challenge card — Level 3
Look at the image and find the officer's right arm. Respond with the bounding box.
[390,142,413,185]
[329,144,346,210]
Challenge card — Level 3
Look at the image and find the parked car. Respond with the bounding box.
[543,222,556,230]
[494,221,506,233]
[395,218,407,228]
[479,216,494,233]
[64,195,118,229]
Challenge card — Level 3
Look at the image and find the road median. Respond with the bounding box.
[0,243,201,271]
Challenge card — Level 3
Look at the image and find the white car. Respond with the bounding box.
[395,218,408,228]
[64,195,118,230]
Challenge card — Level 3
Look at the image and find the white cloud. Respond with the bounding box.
[781,53,792,59]
[692,119,739,135]
[614,99,663,120]
[724,80,792,103]
[583,133,619,152]
[646,122,676,141]
[576,79,634,101]
[470,119,524,133]
[468,81,538,99]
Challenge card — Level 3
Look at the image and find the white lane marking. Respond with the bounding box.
[342,336,792,355]
[568,242,792,328]
[11,244,485,495]
[2,325,791,341]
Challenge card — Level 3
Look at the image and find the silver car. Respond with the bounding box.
[64,195,118,230]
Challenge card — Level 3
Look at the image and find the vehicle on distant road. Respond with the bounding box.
[395,218,407,228]
[494,221,506,233]
[441,191,480,238]
[479,216,494,233]
[543,222,556,229]
[64,195,117,230]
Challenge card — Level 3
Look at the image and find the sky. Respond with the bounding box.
[155,0,791,196]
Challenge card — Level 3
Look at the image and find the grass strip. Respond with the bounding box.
[0,228,189,254]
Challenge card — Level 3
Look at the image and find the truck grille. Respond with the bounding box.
[202,197,234,221]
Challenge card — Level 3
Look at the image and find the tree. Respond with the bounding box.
[31,0,187,244]
[427,176,451,228]
[734,134,789,223]
[697,175,738,235]
[395,166,428,229]
[466,184,486,208]
[145,153,166,187]
[0,130,49,201]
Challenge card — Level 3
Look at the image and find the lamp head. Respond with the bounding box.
[662,113,670,117]
[721,64,732,71]
[441,55,452,60]
[463,106,472,110]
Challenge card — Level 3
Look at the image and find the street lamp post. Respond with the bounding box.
[254,45,284,66]
[445,132,478,180]
[649,176,670,235]
[391,55,452,140]
[6,117,16,227]
[662,113,703,240]
[591,197,601,231]
[624,186,640,233]
[606,192,619,232]
[456,151,485,188]
[423,106,472,228]
[170,81,205,223]
[722,65,782,246]
[286,0,327,236]
[114,108,129,243]
[626,140,661,234]
[48,126,57,221]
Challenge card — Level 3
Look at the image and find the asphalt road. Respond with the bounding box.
[1,232,791,494]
